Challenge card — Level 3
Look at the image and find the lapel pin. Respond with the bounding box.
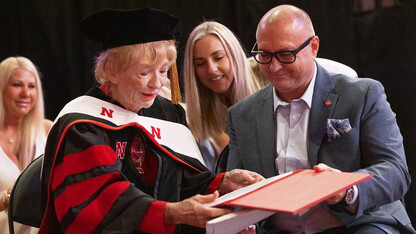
[325,100,331,107]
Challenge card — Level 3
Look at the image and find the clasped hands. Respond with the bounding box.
[164,169,264,228]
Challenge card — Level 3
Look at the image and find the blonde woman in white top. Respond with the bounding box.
[0,56,52,234]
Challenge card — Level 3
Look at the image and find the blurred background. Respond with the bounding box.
[1,0,415,226]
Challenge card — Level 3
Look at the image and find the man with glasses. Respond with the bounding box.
[226,4,414,233]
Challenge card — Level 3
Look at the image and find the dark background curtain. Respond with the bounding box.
[1,0,415,225]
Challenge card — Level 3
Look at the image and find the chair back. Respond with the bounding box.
[8,155,43,234]
[315,58,358,78]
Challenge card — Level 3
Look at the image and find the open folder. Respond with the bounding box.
[205,169,372,234]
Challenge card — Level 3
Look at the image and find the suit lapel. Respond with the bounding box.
[255,85,277,177]
[308,63,338,167]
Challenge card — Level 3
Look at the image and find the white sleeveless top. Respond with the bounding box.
[0,139,45,234]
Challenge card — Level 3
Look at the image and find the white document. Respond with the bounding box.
[204,172,292,207]
[205,172,292,233]
[206,208,274,234]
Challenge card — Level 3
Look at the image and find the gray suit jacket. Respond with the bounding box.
[226,63,414,233]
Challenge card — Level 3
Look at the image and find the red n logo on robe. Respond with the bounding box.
[151,126,161,139]
[101,107,114,118]
[116,142,127,159]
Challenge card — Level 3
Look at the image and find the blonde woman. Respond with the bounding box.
[0,56,52,233]
[184,21,267,170]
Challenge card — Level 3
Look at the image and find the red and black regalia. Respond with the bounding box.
[39,86,224,233]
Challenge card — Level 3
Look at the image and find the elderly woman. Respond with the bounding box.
[39,8,263,234]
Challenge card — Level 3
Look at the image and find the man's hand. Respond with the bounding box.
[164,191,232,228]
[313,163,345,205]
[218,169,264,195]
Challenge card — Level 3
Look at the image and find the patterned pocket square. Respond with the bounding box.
[327,118,352,142]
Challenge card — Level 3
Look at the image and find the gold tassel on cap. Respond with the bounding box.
[169,61,181,104]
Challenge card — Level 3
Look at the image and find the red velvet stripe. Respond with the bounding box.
[52,144,116,191]
[54,172,122,222]
[206,173,225,194]
[65,181,130,233]
[137,201,176,234]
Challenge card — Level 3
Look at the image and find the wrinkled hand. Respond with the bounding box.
[218,169,264,195]
[164,191,232,228]
[314,163,345,205]
[0,188,11,211]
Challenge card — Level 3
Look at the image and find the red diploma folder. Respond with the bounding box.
[206,169,372,234]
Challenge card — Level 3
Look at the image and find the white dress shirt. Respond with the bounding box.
[273,78,313,174]
[271,64,344,233]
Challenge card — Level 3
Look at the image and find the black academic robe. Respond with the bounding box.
[40,86,217,233]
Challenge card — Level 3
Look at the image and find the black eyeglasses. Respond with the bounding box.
[251,35,315,64]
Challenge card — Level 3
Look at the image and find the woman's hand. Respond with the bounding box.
[0,188,11,211]
[218,169,264,195]
[164,191,232,228]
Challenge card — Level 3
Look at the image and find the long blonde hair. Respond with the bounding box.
[0,56,47,170]
[184,21,262,142]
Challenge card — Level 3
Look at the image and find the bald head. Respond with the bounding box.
[254,5,319,103]
[256,5,315,40]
